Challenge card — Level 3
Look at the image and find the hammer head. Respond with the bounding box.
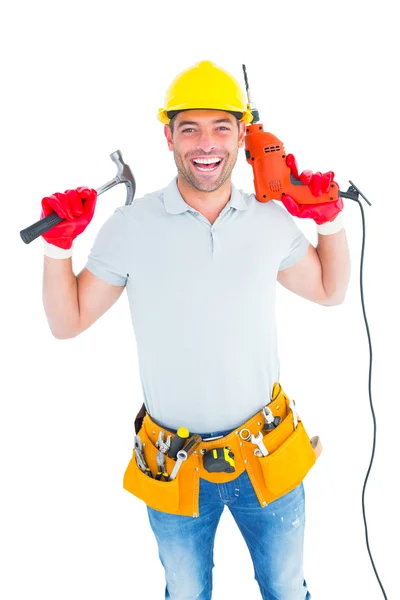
[110,150,136,205]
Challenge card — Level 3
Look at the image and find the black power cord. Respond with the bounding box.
[344,183,388,599]
[242,63,386,593]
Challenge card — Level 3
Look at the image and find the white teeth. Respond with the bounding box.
[193,157,222,164]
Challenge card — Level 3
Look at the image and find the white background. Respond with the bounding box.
[1,0,398,598]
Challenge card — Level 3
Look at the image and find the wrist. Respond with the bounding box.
[316,212,344,235]
[43,238,73,259]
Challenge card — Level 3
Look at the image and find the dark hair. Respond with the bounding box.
[169,115,177,134]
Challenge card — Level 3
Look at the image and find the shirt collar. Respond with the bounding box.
[162,176,249,215]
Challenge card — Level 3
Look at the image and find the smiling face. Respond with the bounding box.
[164,109,246,193]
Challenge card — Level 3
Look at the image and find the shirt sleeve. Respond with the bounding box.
[275,203,310,271]
[85,207,130,286]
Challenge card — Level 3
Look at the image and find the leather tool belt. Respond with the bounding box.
[123,383,321,517]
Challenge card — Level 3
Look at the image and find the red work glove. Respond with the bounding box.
[41,187,98,249]
[281,154,343,225]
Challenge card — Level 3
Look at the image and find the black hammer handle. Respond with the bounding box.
[20,213,64,245]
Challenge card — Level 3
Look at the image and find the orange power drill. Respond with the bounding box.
[241,64,370,207]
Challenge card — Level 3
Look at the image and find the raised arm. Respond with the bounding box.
[277,154,350,306]
[277,229,350,306]
[40,186,125,339]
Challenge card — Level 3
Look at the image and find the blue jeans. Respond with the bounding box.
[146,426,311,600]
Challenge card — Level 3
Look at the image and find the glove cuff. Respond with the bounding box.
[43,239,73,259]
[316,213,344,235]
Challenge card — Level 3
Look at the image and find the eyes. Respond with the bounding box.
[181,126,231,134]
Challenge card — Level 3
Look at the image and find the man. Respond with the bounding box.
[41,60,350,600]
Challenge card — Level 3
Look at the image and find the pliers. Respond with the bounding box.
[155,450,169,481]
[134,435,153,478]
[156,430,172,454]
[262,406,281,431]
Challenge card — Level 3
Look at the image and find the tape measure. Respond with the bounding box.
[203,447,235,473]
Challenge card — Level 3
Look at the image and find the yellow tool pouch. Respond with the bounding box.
[123,382,321,517]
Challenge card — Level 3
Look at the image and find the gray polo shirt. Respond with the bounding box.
[86,176,309,433]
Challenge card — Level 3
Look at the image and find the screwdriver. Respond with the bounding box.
[168,434,202,481]
[168,427,190,460]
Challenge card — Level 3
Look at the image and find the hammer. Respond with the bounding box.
[20,149,136,244]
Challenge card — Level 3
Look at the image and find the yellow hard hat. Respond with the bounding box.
[157,60,253,125]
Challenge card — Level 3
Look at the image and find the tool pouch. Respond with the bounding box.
[123,423,181,514]
[241,383,317,505]
[257,420,316,498]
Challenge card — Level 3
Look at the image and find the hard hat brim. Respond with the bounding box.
[157,107,253,125]
[167,109,244,120]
